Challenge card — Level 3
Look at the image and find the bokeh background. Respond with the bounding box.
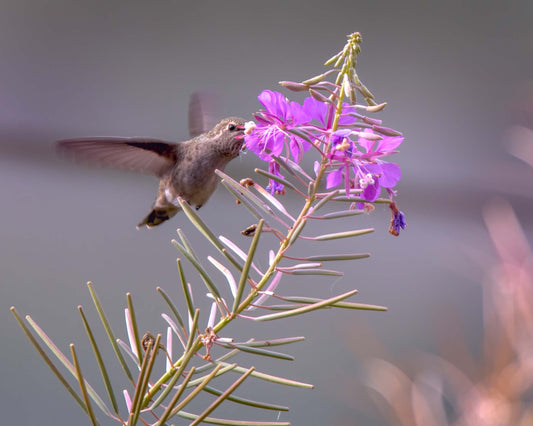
[2,1,533,424]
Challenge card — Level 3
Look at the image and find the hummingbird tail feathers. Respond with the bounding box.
[137,207,179,229]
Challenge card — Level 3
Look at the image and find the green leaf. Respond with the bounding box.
[157,287,185,331]
[202,385,289,411]
[219,344,294,361]
[172,238,221,299]
[177,198,243,271]
[126,293,143,365]
[87,282,134,382]
[312,228,374,241]
[177,411,290,425]
[25,315,114,417]
[254,168,298,193]
[309,209,364,220]
[177,258,195,319]
[217,170,285,227]
[217,362,313,389]
[10,307,88,415]
[154,367,195,426]
[282,296,387,311]
[190,367,256,426]
[303,253,370,262]
[78,306,119,414]
[277,268,343,277]
[253,289,359,321]
[70,344,99,426]
[233,220,264,314]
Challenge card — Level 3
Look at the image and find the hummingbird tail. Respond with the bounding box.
[136,207,179,229]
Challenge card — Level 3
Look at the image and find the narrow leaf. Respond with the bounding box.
[126,293,143,365]
[70,344,99,426]
[190,367,256,426]
[252,181,296,221]
[177,411,290,425]
[172,239,221,299]
[288,218,307,245]
[25,315,114,417]
[277,268,343,277]
[303,253,370,262]
[202,385,289,411]
[310,209,364,220]
[10,307,88,414]
[168,364,225,417]
[219,344,294,361]
[311,190,339,213]
[232,336,305,348]
[217,170,285,227]
[254,289,359,321]
[312,228,374,241]
[78,306,119,414]
[154,367,195,426]
[177,198,243,271]
[157,286,185,331]
[254,168,298,193]
[217,362,313,389]
[233,220,264,313]
[282,296,387,311]
[221,181,266,222]
[87,282,134,382]
[177,258,195,318]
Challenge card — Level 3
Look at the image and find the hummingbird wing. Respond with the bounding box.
[57,137,179,178]
[188,91,219,138]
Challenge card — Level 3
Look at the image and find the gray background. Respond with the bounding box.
[1,1,532,424]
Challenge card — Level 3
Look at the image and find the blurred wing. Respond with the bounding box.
[188,91,219,138]
[57,137,179,177]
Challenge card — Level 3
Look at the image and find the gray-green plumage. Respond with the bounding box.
[57,100,246,228]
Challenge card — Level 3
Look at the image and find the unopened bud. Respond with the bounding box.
[302,74,326,85]
[279,81,308,92]
[366,102,387,113]
[372,125,402,136]
[357,132,382,141]
[362,116,382,125]
[309,89,336,106]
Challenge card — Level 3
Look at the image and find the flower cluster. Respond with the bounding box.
[245,89,406,233]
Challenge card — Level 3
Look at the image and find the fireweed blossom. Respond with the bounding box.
[245,90,311,162]
[245,93,405,214]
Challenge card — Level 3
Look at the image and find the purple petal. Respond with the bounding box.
[303,97,327,126]
[326,167,343,188]
[362,179,380,202]
[378,163,401,188]
[376,135,403,152]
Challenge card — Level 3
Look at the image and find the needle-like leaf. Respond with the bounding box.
[87,282,134,382]
[78,306,119,414]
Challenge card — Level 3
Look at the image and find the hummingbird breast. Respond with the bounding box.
[162,144,231,208]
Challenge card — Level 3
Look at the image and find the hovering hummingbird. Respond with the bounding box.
[57,93,246,228]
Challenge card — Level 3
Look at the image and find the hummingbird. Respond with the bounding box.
[57,93,246,228]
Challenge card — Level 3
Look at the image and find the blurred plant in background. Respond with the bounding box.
[361,130,533,425]
[11,32,405,425]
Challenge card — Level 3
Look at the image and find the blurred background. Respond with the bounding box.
[1,1,533,424]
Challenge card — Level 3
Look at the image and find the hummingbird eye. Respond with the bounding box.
[227,123,237,131]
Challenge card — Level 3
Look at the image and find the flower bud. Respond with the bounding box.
[366,102,387,113]
[309,89,336,106]
[279,81,308,92]
[372,125,402,136]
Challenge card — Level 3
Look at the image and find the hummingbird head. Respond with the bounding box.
[211,117,247,158]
